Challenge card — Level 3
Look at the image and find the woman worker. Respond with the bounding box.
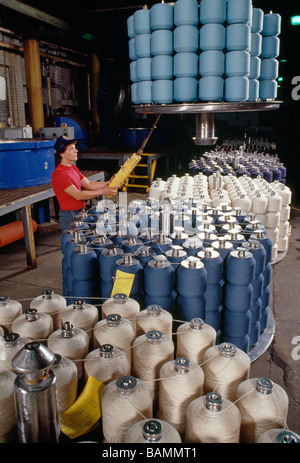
[52,135,121,231]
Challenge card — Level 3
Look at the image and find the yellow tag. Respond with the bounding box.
[60,376,105,439]
[111,269,135,297]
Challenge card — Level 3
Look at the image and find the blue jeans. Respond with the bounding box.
[59,210,81,232]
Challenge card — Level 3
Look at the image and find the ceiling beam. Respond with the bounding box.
[0,0,75,33]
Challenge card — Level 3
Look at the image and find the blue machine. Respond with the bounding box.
[0,139,56,189]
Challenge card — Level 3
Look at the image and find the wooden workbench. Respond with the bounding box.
[0,170,105,269]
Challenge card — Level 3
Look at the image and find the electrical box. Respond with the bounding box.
[0,126,33,139]
[39,126,75,139]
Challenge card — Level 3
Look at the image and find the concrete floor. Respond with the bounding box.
[0,194,299,440]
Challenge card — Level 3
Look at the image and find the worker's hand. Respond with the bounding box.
[101,185,119,196]
[108,176,124,189]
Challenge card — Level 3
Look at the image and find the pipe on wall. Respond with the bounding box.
[23,29,44,136]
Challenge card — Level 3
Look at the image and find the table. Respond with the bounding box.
[0,171,105,269]
[78,151,169,189]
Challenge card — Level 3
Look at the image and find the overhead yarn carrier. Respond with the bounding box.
[131,0,281,147]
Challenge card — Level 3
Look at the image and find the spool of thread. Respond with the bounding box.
[202,343,251,402]
[132,330,174,398]
[59,299,99,345]
[226,24,251,52]
[173,77,198,102]
[199,50,224,77]
[0,295,23,333]
[176,294,206,321]
[30,289,67,331]
[165,245,187,264]
[51,354,78,414]
[133,245,156,268]
[93,314,136,363]
[174,25,199,53]
[101,375,153,443]
[199,0,226,25]
[120,236,143,254]
[136,57,152,81]
[250,33,262,57]
[112,254,144,298]
[197,248,223,285]
[225,51,250,77]
[174,52,198,80]
[89,236,114,257]
[226,0,252,25]
[11,309,53,344]
[185,392,241,443]
[236,377,289,443]
[99,245,124,283]
[144,292,177,314]
[137,81,152,104]
[198,76,224,101]
[260,58,279,80]
[156,358,204,435]
[136,304,173,338]
[144,255,175,297]
[259,79,277,100]
[150,2,173,30]
[261,36,280,59]
[174,0,198,27]
[251,8,264,33]
[151,233,173,254]
[84,344,130,385]
[71,278,101,306]
[176,257,207,298]
[127,15,135,39]
[151,55,173,80]
[151,30,173,56]
[211,238,234,261]
[225,76,249,102]
[258,429,300,444]
[199,24,225,51]
[124,418,182,443]
[101,293,140,332]
[182,237,204,256]
[261,13,281,37]
[131,83,139,103]
[250,230,273,264]
[134,8,151,35]
[0,333,31,372]
[176,318,216,364]
[249,56,261,79]
[225,247,256,286]
[0,370,17,443]
[152,79,173,103]
[47,322,89,379]
[128,38,137,61]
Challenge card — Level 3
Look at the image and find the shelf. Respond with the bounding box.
[134,101,282,114]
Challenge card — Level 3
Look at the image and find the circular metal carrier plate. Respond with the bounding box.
[134,101,282,114]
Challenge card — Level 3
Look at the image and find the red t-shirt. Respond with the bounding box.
[52,164,85,211]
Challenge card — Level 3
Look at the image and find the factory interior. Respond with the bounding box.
[0,0,300,448]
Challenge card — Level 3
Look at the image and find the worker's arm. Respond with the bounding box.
[64,183,118,201]
[81,175,123,191]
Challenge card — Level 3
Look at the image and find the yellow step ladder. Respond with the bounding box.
[123,153,158,193]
